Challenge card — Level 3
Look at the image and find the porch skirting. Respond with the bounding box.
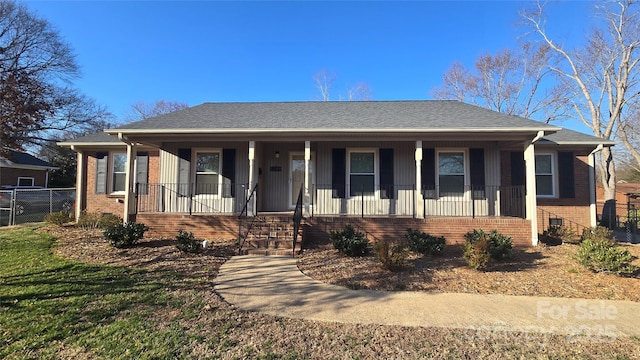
[136,213,532,247]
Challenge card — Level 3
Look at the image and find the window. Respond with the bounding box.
[438,151,465,196]
[17,177,34,187]
[348,150,376,197]
[112,153,127,193]
[195,151,220,195]
[535,153,555,197]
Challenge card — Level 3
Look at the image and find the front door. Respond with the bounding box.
[289,152,314,208]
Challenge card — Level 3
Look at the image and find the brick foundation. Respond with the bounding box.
[136,213,240,239]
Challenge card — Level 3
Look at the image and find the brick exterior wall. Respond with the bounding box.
[501,151,593,234]
[84,150,160,217]
[304,216,532,247]
[136,213,240,239]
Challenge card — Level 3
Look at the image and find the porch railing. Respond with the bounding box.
[292,184,304,256]
[136,183,246,214]
[310,184,525,218]
[238,183,259,253]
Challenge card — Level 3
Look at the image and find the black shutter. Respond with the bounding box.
[332,148,346,198]
[222,148,236,197]
[136,152,148,195]
[379,148,394,199]
[558,151,575,198]
[469,148,486,199]
[510,151,525,187]
[95,152,108,194]
[177,148,191,196]
[422,148,436,198]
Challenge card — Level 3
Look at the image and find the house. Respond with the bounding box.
[0,150,57,188]
[59,101,614,251]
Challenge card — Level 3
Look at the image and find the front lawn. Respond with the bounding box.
[2,224,640,359]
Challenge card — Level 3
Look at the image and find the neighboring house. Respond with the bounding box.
[0,150,57,187]
[59,101,614,249]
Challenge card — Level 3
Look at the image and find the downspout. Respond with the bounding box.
[589,144,604,227]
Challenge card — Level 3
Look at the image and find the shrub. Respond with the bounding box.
[464,229,512,260]
[374,238,411,272]
[541,226,579,245]
[176,230,201,253]
[97,213,123,230]
[405,228,445,255]
[463,232,490,271]
[330,225,369,257]
[576,238,638,275]
[581,226,613,242]
[103,222,149,248]
[44,211,73,226]
[77,211,101,230]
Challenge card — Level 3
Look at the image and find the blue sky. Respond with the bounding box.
[25,1,594,128]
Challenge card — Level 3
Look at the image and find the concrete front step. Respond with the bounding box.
[244,238,298,249]
[238,248,299,256]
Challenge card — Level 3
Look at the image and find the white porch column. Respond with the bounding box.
[247,141,255,216]
[72,147,84,221]
[304,140,311,216]
[123,143,137,223]
[415,141,423,219]
[524,138,539,246]
[588,145,603,227]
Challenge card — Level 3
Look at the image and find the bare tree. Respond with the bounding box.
[124,100,189,122]
[313,69,372,101]
[313,69,335,101]
[432,41,566,122]
[522,0,640,222]
[0,0,109,155]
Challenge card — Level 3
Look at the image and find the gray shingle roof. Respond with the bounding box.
[111,100,559,131]
[538,127,616,146]
[3,151,54,168]
[58,132,122,145]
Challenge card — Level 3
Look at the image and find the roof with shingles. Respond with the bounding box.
[110,100,559,131]
[1,150,55,168]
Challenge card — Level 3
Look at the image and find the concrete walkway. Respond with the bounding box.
[214,256,640,337]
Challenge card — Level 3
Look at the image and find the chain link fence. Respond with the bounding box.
[0,188,75,226]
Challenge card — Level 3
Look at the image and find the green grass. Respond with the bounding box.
[0,225,190,359]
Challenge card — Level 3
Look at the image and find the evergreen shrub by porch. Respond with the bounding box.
[374,238,411,272]
[462,232,490,271]
[330,225,369,257]
[103,222,149,248]
[577,238,638,275]
[405,228,445,255]
[176,230,201,253]
[464,229,513,260]
[541,226,579,245]
[44,211,73,226]
[97,213,123,230]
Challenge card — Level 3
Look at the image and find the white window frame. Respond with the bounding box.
[192,148,222,197]
[436,148,468,198]
[346,148,378,198]
[17,177,35,187]
[535,152,557,198]
[110,152,127,194]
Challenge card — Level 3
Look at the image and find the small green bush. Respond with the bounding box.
[44,211,73,226]
[374,238,411,272]
[581,226,613,242]
[330,225,369,257]
[463,232,490,271]
[464,229,512,260]
[176,230,201,253]
[576,238,638,275]
[77,211,101,230]
[103,222,149,248]
[97,213,123,230]
[405,228,445,255]
[542,226,579,245]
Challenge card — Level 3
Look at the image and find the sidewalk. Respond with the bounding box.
[214,255,640,337]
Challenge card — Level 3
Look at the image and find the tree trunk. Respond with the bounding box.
[599,146,617,229]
